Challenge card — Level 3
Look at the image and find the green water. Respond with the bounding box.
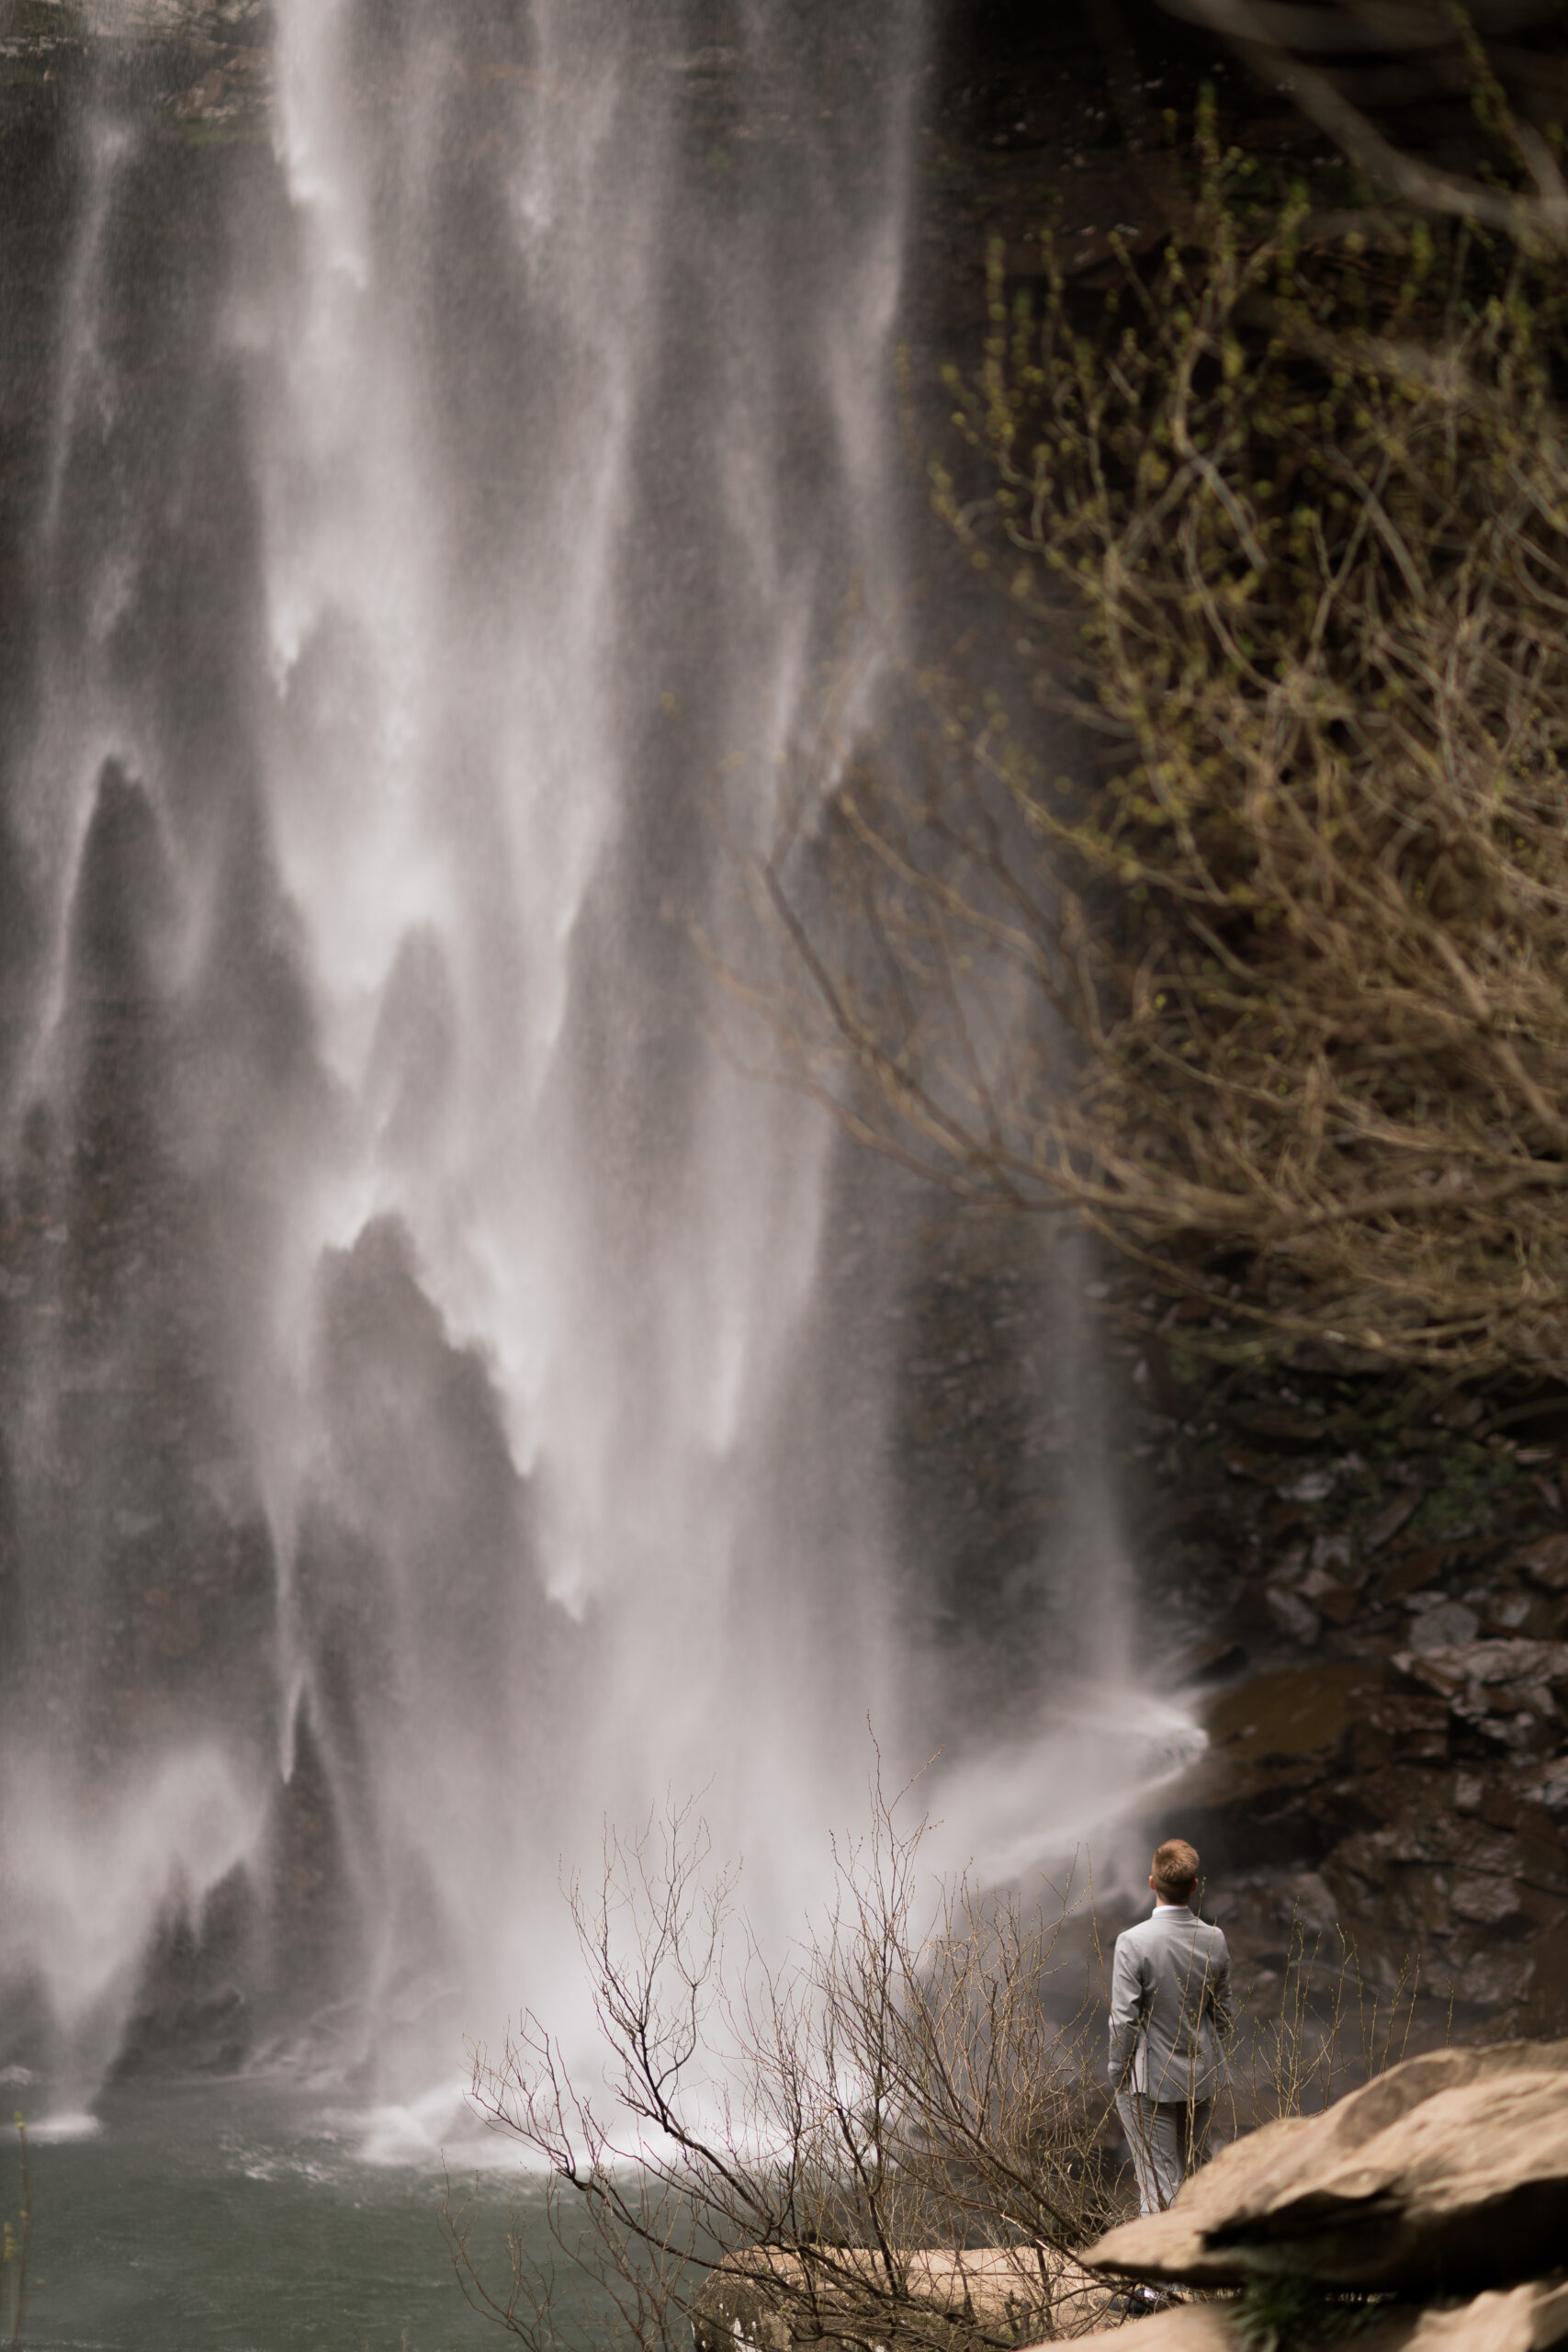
[7,2083,602,2352]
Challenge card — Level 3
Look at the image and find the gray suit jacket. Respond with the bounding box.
[1108,1902,1232,2102]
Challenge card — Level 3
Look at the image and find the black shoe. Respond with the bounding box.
[1108,2284,1178,2318]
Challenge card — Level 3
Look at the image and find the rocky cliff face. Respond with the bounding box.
[1111,1335,1568,2041]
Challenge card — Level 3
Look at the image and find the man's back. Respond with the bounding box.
[1108,1903,1232,2104]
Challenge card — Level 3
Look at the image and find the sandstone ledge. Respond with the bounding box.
[1085,2041,1568,2296]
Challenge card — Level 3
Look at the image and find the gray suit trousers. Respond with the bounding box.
[1115,2091,1212,2216]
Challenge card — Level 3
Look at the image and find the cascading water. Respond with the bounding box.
[0,2,1190,2119]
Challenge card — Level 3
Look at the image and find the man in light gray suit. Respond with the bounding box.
[1108,1837,1232,2215]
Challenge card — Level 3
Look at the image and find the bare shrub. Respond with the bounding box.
[1220,1914,1423,2135]
[449,1791,1121,2352]
[446,1798,1426,2352]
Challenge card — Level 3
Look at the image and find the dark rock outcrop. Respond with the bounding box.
[110,1861,256,2081]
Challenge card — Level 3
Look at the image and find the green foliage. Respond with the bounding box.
[942,133,1568,1371]
[1236,2274,1391,2352]
[750,103,1568,1375]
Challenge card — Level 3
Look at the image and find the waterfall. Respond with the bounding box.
[0,2,1174,2109]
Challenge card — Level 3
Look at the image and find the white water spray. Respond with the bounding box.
[0,3,1174,2104]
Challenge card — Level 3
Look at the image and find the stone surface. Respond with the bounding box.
[1393,1642,1568,1756]
[1408,1605,1482,1654]
[690,2245,1111,2352]
[1267,1586,1323,1645]
[1084,2041,1568,2292]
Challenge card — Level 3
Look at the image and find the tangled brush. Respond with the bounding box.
[731,108,1568,1376]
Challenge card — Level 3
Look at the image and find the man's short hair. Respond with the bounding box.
[1152,1838,1201,1897]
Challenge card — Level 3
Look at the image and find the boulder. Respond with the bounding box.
[1394,1643,1568,1751]
[1060,2277,1568,2352]
[1083,2041,1568,2292]
[1406,1604,1482,1655]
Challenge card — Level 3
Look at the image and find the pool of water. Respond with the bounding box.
[6,2080,602,2352]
